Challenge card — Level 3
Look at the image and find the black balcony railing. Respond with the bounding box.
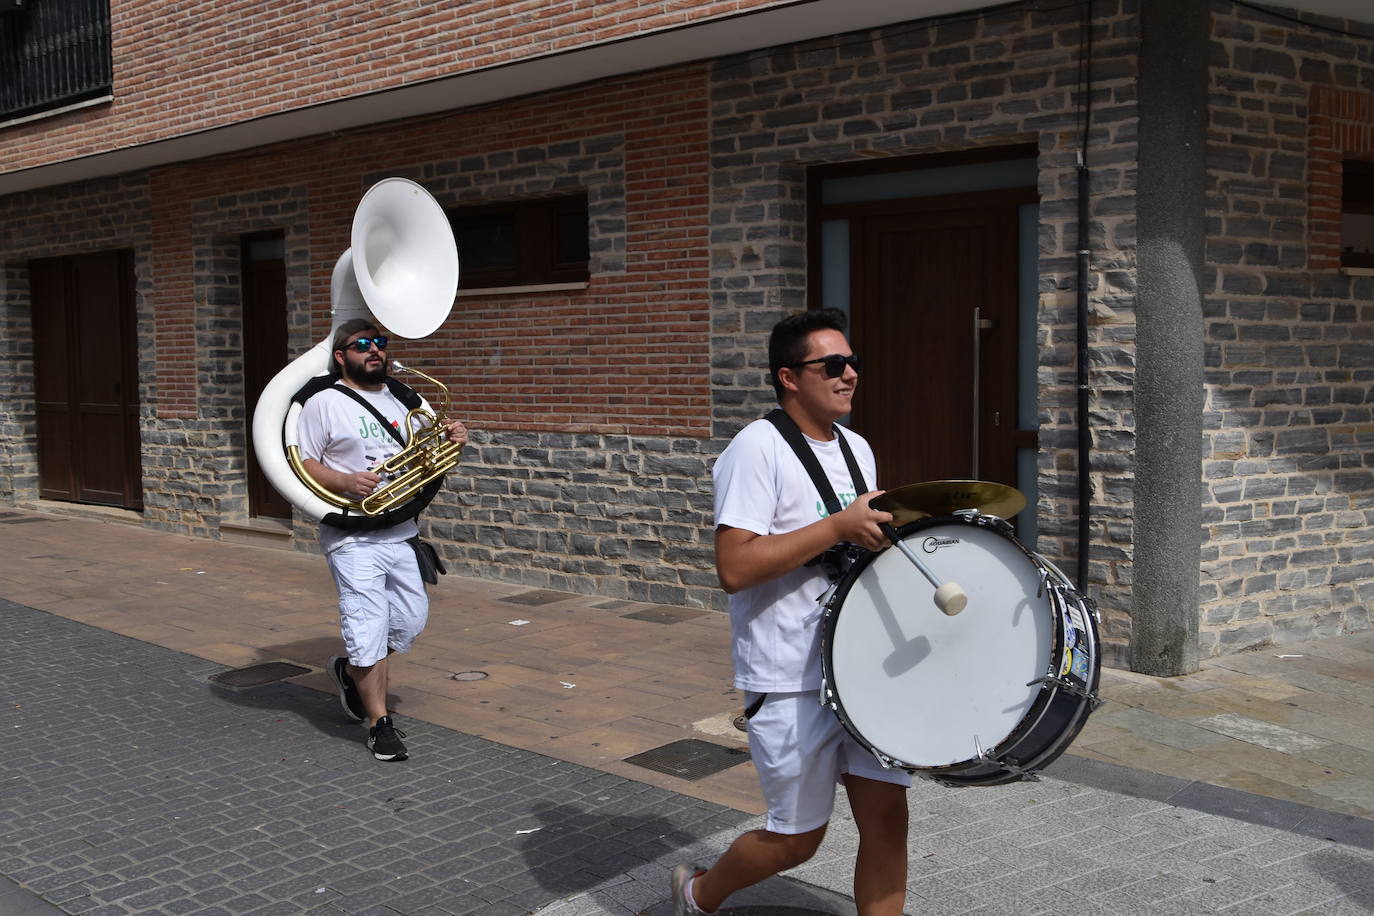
[1,0,112,122]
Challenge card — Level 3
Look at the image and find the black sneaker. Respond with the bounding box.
[367,716,408,761]
[329,656,365,722]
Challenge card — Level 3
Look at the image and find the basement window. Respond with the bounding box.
[447,194,589,291]
[1342,159,1374,273]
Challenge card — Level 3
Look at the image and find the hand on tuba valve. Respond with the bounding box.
[358,361,465,516]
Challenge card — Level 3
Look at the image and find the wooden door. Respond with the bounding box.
[241,234,292,520]
[30,250,143,509]
[848,191,1028,493]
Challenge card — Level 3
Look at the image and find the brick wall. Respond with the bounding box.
[0,175,156,512]
[3,2,1369,654]
[0,65,720,605]
[1,0,795,175]
[1308,85,1374,269]
[1201,2,1374,654]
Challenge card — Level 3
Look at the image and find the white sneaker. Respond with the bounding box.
[670,863,707,915]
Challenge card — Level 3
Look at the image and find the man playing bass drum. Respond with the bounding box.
[297,318,468,762]
[673,308,909,915]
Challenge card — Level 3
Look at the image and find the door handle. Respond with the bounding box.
[972,308,980,478]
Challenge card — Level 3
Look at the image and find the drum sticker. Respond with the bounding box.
[1063,598,1089,633]
[1061,612,1081,650]
[1069,647,1091,682]
[921,536,961,553]
[1059,647,1074,678]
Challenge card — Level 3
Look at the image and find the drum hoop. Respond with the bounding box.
[978,580,1099,771]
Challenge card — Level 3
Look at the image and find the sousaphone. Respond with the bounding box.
[251,178,461,529]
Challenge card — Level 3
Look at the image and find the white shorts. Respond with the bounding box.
[325,539,428,667]
[745,690,912,835]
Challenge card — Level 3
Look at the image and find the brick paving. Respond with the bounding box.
[1,507,1373,913]
[0,601,750,915]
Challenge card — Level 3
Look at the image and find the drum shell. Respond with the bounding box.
[820,513,1101,786]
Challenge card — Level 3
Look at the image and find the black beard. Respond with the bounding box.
[342,356,387,386]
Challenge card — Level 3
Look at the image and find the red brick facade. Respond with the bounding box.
[2,0,784,174]
[1307,86,1374,269]
[149,67,711,434]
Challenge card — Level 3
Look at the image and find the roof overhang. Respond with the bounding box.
[1,0,1368,197]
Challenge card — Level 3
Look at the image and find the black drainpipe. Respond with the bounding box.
[1075,0,1094,593]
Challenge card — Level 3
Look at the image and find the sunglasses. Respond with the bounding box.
[343,335,388,353]
[792,353,862,378]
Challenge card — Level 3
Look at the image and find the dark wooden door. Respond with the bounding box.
[241,234,292,520]
[848,192,1027,493]
[30,250,143,509]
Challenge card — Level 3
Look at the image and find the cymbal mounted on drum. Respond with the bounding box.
[250,178,462,530]
[868,480,1025,616]
[871,480,1027,527]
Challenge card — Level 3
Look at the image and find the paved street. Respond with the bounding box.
[1,508,1372,913]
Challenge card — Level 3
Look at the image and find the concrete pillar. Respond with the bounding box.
[1131,0,1207,676]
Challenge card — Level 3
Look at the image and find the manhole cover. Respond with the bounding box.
[209,661,311,688]
[451,670,488,681]
[621,606,707,625]
[498,589,573,606]
[591,599,635,610]
[624,739,749,781]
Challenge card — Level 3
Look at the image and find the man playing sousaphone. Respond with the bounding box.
[297,318,467,762]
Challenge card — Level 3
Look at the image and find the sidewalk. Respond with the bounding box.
[1,506,1371,914]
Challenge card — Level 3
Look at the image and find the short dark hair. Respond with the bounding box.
[330,318,378,374]
[767,308,848,401]
[332,318,378,352]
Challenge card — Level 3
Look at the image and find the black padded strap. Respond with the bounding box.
[328,384,407,446]
[291,374,422,413]
[763,409,867,514]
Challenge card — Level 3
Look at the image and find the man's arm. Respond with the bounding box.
[714,491,894,594]
[301,458,382,501]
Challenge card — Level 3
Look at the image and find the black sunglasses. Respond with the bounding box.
[343,335,388,353]
[792,353,862,378]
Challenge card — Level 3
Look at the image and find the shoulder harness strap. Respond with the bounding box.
[763,408,867,513]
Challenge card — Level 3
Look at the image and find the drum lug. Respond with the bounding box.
[1027,674,1104,709]
[973,736,1039,782]
[1082,594,1102,625]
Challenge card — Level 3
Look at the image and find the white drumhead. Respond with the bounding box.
[829,521,1053,768]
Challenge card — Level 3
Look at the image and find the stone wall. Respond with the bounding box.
[705,2,1144,659]
[1201,2,1374,654]
[0,175,156,513]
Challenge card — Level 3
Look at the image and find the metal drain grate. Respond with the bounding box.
[621,606,706,625]
[209,661,311,688]
[624,739,749,781]
[591,599,635,610]
[498,589,573,606]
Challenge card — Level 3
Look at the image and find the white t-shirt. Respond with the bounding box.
[296,384,421,552]
[712,416,877,692]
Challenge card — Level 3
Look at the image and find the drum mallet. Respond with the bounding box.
[879,523,968,616]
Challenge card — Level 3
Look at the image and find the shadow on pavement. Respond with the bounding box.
[206,677,370,750]
[1310,849,1374,909]
[517,800,704,895]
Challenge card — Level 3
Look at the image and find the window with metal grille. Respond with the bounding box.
[0,0,113,124]
[447,194,590,290]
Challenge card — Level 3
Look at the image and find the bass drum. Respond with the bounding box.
[820,513,1101,786]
